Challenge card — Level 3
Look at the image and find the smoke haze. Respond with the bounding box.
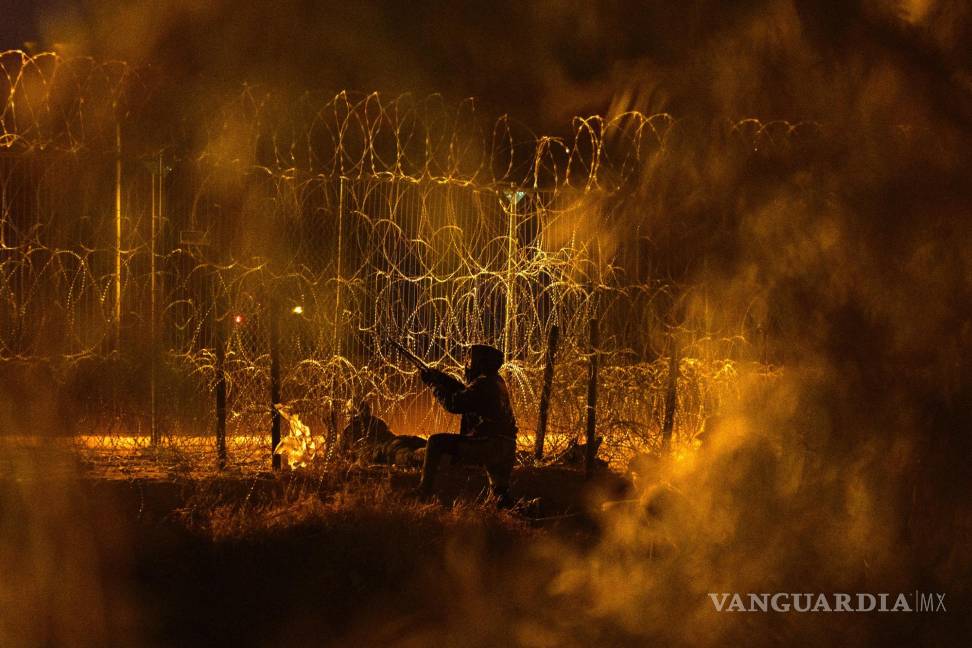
[2,0,971,645]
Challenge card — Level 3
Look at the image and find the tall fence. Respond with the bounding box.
[0,51,778,472]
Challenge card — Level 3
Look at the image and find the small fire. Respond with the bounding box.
[273,403,318,468]
[234,314,244,324]
[291,305,303,315]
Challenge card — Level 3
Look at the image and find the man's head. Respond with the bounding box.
[466,344,504,379]
[355,401,372,418]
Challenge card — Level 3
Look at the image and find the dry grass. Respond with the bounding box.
[166,462,547,544]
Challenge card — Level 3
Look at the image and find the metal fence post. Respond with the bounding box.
[214,269,227,469]
[114,120,123,350]
[584,318,599,479]
[149,155,160,446]
[215,315,227,470]
[326,178,344,466]
[662,340,679,451]
[534,324,559,460]
[333,177,344,357]
[270,295,282,471]
[503,189,518,360]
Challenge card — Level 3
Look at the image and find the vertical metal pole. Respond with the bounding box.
[503,191,517,359]
[215,302,227,470]
[333,177,344,357]
[328,178,344,465]
[534,324,559,460]
[150,158,159,445]
[270,295,282,470]
[114,121,123,349]
[703,256,710,363]
[584,318,599,479]
[0,164,6,248]
[326,406,339,465]
[662,340,679,451]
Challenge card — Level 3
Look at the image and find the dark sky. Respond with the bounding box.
[2,0,634,129]
[3,1,971,135]
[0,0,42,49]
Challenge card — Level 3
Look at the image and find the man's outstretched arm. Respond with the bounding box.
[421,368,466,410]
[436,377,487,415]
[420,367,463,391]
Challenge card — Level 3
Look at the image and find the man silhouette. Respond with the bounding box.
[341,400,426,465]
[415,344,518,508]
[340,401,394,457]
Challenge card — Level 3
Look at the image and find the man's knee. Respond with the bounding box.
[426,434,463,462]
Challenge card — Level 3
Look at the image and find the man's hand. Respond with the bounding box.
[421,367,446,385]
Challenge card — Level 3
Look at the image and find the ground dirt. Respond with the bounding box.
[0,461,631,647]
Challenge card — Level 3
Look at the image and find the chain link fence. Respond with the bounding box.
[1,51,782,475]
